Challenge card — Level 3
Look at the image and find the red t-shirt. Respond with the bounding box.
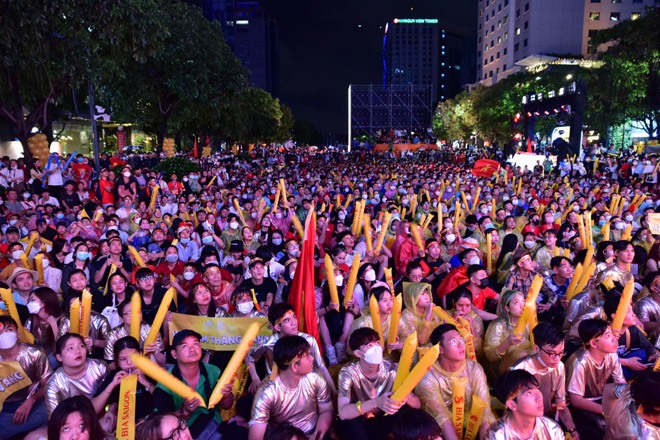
[468,285,498,310]
[99,179,114,205]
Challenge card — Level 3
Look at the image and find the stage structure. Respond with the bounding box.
[348,84,434,152]
[520,79,587,160]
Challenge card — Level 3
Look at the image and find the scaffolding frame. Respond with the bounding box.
[348,84,433,151]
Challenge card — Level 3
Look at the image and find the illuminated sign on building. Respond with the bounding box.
[393,18,439,24]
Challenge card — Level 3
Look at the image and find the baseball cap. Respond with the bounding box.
[171,330,202,349]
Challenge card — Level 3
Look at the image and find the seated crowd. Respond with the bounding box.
[0,145,658,440]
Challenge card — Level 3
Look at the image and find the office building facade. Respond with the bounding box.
[383,18,475,103]
[477,0,656,86]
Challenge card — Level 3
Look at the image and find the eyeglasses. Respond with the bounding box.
[539,346,564,358]
[138,275,155,281]
[162,417,188,440]
[447,337,466,347]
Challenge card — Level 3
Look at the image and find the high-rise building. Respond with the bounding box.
[201,0,279,96]
[477,0,656,86]
[382,18,475,103]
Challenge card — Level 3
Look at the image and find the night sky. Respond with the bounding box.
[261,0,478,142]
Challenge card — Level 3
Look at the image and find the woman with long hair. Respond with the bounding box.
[25,287,64,367]
[496,233,520,284]
[49,238,70,270]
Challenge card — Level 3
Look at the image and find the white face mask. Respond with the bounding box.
[183,271,195,281]
[335,274,344,287]
[338,213,346,220]
[11,250,23,261]
[27,301,41,314]
[361,345,383,365]
[524,241,536,249]
[123,172,131,178]
[364,270,376,282]
[469,256,480,265]
[237,301,254,315]
[229,221,239,230]
[41,258,50,269]
[0,331,17,349]
[615,222,625,230]
[445,234,456,244]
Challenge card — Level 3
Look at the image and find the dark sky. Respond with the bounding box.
[261,0,478,141]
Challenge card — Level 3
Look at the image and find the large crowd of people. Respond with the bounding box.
[0,143,658,440]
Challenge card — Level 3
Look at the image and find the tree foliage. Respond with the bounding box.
[0,0,164,156]
[590,6,660,138]
[97,1,247,147]
[432,91,476,142]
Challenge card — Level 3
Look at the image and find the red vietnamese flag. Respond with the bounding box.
[472,159,501,178]
[193,136,198,158]
[288,207,321,350]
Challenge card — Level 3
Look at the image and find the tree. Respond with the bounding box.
[432,91,476,142]
[98,1,247,148]
[0,0,164,159]
[590,7,660,139]
[274,103,294,143]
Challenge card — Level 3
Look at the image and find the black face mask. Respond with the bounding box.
[478,278,490,289]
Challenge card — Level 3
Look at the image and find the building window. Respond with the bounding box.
[497,51,500,59]
[633,0,643,3]
[524,38,528,47]
[524,3,529,12]
[504,48,508,55]
[589,12,600,20]
[524,21,529,30]
[631,12,641,20]
[485,44,489,51]
[610,12,620,21]
[591,0,600,2]
[498,20,501,29]
[504,31,508,39]
[484,59,488,66]
[491,41,494,47]
[516,9,521,17]
[504,0,509,5]
[490,55,494,62]
[516,27,521,35]
[486,29,489,36]
[503,15,508,24]
[489,71,493,78]
[498,4,502,12]
[498,36,501,44]
[491,24,495,32]
[496,67,500,74]
[611,0,621,3]
[514,43,519,51]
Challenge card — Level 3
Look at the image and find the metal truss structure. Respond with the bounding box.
[348,84,434,149]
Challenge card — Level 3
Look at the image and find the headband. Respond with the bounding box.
[275,310,295,327]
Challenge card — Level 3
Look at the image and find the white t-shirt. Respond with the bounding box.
[45,160,63,186]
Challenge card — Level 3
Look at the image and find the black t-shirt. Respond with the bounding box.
[141,285,175,325]
[238,277,277,304]
[95,369,155,421]
[59,190,81,210]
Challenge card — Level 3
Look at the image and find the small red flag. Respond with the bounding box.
[193,136,198,158]
[472,159,501,177]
